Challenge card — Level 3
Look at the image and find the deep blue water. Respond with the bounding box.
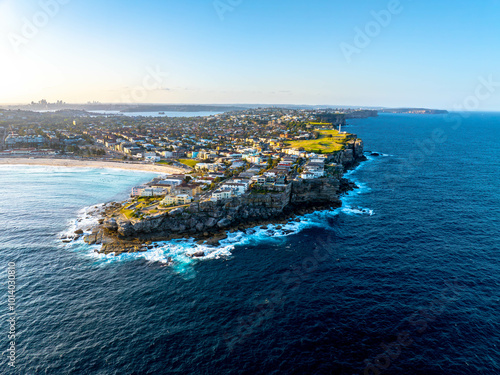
[1,113,499,374]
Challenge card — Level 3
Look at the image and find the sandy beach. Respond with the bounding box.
[0,158,185,174]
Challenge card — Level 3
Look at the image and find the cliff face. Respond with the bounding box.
[111,178,340,240]
[316,113,346,126]
[290,177,339,205]
[82,176,346,254]
[329,138,364,168]
[344,110,378,119]
[83,137,366,254]
[311,110,378,125]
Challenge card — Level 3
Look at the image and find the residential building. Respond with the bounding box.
[172,183,202,197]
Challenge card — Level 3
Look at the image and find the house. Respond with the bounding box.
[162,195,176,205]
[265,168,287,178]
[275,175,287,185]
[123,146,143,155]
[118,142,136,152]
[300,172,316,180]
[146,182,172,193]
[303,161,325,178]
[162,194,192,206]
[171,183,202,197]
[140,187,168,197]
[194,177,215,185]
[208,172,225,179]
[146,156,161,162]
[176,194,192,204]
[265,176,276,186]
[247,156,262,164]
[255,176,266,185]
[158,178,184,187]
[230,161,246,169]
[221,182,247,195]
[195,163,222,172]
[239,172,255,179]
[5,135,45,145]
[210,189,233,202]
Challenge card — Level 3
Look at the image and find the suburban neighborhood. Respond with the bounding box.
[0,106,368,220]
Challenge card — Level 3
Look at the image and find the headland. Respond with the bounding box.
[81,136,366,255]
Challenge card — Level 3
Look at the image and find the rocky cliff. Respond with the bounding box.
[83,138,366,255]
[344,110,378,119]
[329,137,365,168]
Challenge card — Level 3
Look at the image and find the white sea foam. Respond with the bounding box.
[1,164,164,176]
[341,206,374,216]
[0,165,93,174]
[59,204,105,239]
[62,154,386,270]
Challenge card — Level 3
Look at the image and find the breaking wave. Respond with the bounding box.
[61,153,385,272]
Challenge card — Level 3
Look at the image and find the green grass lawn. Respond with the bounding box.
[121,199,160,219]
[307,122,332,126]
[178,158,199,168]
[286,129,349,154]
[121,206,136,219]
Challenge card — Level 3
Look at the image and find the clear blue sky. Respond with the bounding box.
[1,0,500,110]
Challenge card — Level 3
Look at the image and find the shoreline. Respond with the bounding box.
[81,178,358,255]
[0,157,185,174]
[55,138,367,256]
[82,162,365,255]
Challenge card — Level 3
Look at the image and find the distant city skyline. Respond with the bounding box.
[1,0,500,110]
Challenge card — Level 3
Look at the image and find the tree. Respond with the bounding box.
[266,156,273,169]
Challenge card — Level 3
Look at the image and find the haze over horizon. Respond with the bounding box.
[1,0,500,110]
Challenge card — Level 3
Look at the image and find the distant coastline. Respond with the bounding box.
[380,108,449,115]
[3,103,449,116]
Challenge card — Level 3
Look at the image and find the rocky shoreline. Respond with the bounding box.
[78,139,366,256]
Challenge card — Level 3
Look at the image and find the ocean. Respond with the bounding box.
[1,113,499,374]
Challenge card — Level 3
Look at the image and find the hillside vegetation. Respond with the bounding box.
[286,129,349,154]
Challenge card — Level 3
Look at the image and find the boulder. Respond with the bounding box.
[169,208,184,216]
[117,221,134,237]
[103,218,118,231]
[217,218,231,228]
[206,218,217,228]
